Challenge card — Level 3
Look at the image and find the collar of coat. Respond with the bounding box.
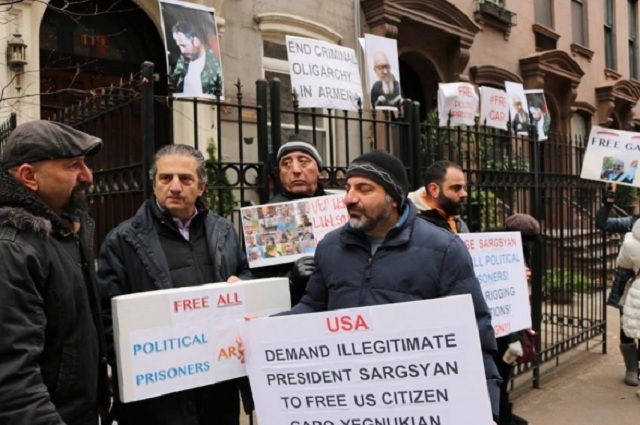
[0,168,72,237]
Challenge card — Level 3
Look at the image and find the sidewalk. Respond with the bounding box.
[510,305,638,425]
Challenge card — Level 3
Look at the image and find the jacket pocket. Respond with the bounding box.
[53,345,76,400]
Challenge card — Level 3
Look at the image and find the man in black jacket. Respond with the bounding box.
[97,144,252,425]
[0,120,107,425]
[253,134,327,304]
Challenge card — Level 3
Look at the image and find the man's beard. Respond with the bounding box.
[381,74,395,95]
[62,183,91,216]
[347,196,392,233]
[438,192,463,217]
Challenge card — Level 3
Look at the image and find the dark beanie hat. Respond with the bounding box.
[505,213,541,236]
[276,134,323,169]
[345,150,408,209]
[1,120,102,168]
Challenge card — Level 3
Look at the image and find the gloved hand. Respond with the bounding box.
[502,340,523,365]
[289,256,315,304]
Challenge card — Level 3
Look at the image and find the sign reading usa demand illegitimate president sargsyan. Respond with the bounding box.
[112,278,289,402]
[243,295,494,425]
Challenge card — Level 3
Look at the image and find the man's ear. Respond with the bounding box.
[426,182,439,198]
[192,35,202,48]
[15,164,39,192]
[197,182,207,196]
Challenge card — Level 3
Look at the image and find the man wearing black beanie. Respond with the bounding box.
[287,150,501,423]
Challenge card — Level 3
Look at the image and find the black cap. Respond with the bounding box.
[505,213,541,236]
[345,150,408,210]
[276,134,323,169]
[1,120,102,168]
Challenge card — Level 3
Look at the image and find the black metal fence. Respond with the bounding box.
[8,62,611,390]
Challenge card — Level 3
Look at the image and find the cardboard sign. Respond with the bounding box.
[244,295,493,425]
[580,126,640,187]
[286,36,363,111]
[437,82,478,127]
[479,86,509,130]
[241,194,349,268]
[113,278,290,402]
[364,33,402,111]
[458,232,532,337]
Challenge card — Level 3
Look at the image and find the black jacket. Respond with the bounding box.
[97,198,253,424]
[0,170,107,425]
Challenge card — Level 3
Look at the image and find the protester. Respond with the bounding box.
[97,144,253,425]
[408,160,469,233]
[252,134,327,305]
[595,183,639,387]
[494,213,541,425]
[271,150,501,422]
[0,120,108,424]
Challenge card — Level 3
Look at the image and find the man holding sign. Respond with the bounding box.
[281,150,501,421]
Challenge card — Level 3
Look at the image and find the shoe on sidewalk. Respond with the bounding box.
[510,414,528,425]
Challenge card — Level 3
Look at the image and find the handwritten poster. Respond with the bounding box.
[580,126,640,187]
[244,295,493,425]
[113,278,290,402]
[286,36,363,111]
[241,194,349,268]
[479,86,509,131]
[458,232,531,337]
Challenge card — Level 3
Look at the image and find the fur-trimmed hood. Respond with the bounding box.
[0,168,70,237]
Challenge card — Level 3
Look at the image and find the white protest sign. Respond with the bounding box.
[113,278,290,402]
[479,86,509,130]
[241,194,349,268]
[286,36,363,111]
[437,82,478,127]
[458,232,531,337]
[580,126,640,187]
[244,295,493,425]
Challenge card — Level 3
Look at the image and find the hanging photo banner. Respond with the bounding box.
[285,36,363,111]
[479,87,509,131]
[244,295,494,425]
[458,232,532,337]
[524,89,551,141]
[437,82,478,127]
[363,33,403,111]
[504,81,529,135]
[160,0,223,98]
[580,126,640,187]
[241,194,349,268]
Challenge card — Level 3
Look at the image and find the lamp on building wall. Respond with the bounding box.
[7,33,27,91]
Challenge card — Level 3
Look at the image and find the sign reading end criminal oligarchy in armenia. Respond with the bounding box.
[286,36,363,111]
[112,278,290,402]
[244,295,494,425]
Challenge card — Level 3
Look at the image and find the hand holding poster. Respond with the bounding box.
[580,126,640,187]
[244,295,493,425]
[112,278,290,402]
[286,36,363,111]
[437,83,478,127]
[241,194,349,268]
[458,232,531,337]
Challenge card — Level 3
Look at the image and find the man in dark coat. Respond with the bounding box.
[409,160,469,233]
[288,150,501,422]
[253,134,327,304]
[97,144,253,425]
[0,121,108,425]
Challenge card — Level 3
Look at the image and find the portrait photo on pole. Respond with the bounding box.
[364,34,402,111]
[524,89,551,141]
[160,0,223,98]
[504,81,529,136]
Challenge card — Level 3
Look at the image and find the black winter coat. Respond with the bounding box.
[0,171,107,425]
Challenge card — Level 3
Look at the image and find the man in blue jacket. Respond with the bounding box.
[98,144,253,425]
[289,150,501,422]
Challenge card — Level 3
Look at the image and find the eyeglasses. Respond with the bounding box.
[374,64,391,71]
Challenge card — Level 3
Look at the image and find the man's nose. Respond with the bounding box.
[169,175,182,191]
[78,162,93,184]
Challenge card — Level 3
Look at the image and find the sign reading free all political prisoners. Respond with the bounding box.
[286,36,363,111]
[244,295,494,425]
[458,232,531,337]
[580,126,640,187]
[112,278,289,402]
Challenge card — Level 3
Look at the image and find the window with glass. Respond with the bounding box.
[535,0,553,28]
[630,0,638,79]
[605,0,617,70]
[571,0,586,45]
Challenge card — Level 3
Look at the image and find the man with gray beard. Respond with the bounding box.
[370,51,402,108]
